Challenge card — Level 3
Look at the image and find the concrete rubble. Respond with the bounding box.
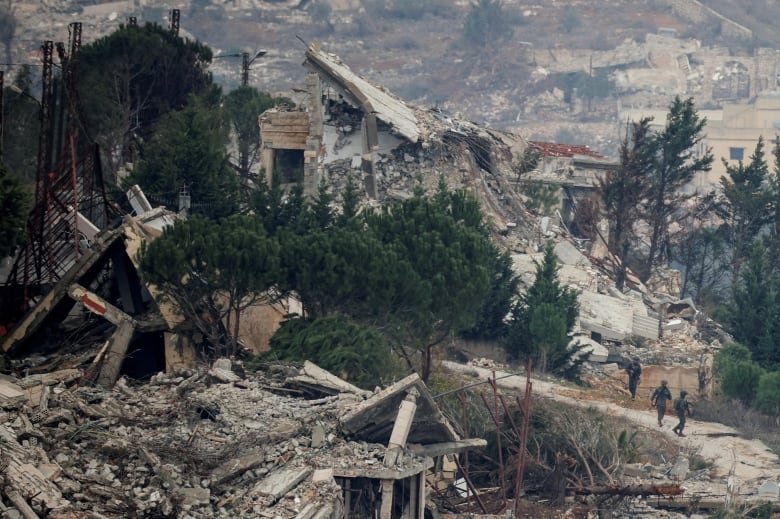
[0,360,483,518]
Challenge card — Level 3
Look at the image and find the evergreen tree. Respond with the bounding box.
[128,94,239,219]
[139,215,281,356]
[309,177,334,230]
[755,371,780,416]
[79,23,214,177]
[462,250,519,341]
[337,174,360,226]
[462,0,514,49]
[505,243,583,378]
[766,137,780,273]
[260,315,405,389]
[724,242,780,368]
[716,137,773,278]
[644,97,713,278]
[599,118,653,290]
[0,162,29,259]
[364,190,495,380]
[713,343,763,404]
[223,86,291,178]
[2,67,39,183]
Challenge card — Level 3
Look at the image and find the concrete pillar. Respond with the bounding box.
[380,479,394,519]
[384,389,418,467]
[361,114,379,199]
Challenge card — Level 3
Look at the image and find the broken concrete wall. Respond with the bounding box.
[625,364,702,401]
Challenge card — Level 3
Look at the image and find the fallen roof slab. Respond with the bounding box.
[304,42,420,143]
[340,373,458,445]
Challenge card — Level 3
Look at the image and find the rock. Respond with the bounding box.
[177,487,211,507]
[213,358,232,371]
[670,457,689,481]
[311,424,325,448]
[758,480,780,499]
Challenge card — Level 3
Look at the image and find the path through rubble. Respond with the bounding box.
[443,361,780,499]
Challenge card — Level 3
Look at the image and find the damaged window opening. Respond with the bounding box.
[275,149,305,184]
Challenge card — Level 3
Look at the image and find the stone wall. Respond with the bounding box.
[660,0,752,40]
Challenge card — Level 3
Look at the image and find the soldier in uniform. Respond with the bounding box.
[650,380,672,427]
[672,390,692,437]
[625,357,642,400]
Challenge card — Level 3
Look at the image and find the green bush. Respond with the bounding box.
[714,343,764,404]
[755,371,780,416]
[257,315,406,390]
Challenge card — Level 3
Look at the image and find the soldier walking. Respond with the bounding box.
[650,380,672,427]
[672,390,692,437]
[625,357,642,400]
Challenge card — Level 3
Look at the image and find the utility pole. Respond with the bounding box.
[241,52,249,87]
[0,70,4,157]
[169,9,180,36]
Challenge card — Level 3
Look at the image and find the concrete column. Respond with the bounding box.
[380,479,394,519]
[384,389,418,467]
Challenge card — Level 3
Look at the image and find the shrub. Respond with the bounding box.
[257,315,406,389]
[755,371,780,416]
[714,343,763,404]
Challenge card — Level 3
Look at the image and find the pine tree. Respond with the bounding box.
[505,243,582,378]
[725,242,780,368]
[139,215,281,356]
[0,162,29,259]
[716,137,773,278]
[599,118,653,290]
[79,23,214,177]
[128,94,239,219]
[644,97,713,279]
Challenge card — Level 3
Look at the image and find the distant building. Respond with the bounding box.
[705,92,780,185]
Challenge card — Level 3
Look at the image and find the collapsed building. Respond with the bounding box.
[0,358,485,518]
[0,37,747,517]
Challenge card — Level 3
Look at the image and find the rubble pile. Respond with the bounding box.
[0,361,442,518]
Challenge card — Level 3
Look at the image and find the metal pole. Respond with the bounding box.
[513,359,533,515]
[0,70,4,157]
[241,51,249,87]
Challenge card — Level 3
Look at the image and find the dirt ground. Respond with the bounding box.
[442,361,780,497]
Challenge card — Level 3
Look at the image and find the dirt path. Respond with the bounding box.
[442,361,780,496]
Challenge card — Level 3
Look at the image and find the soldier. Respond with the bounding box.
[672,390,692,437]
[625,357,642,400]
[650,380,672,427]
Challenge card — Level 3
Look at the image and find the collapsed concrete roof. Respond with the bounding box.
[0,359,483,518]
[303,42,421,143]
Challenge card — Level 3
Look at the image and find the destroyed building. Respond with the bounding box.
[0,358,485,518]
